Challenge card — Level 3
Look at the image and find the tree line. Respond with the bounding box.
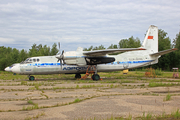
[0,29,180,71]
[0,43,59,70]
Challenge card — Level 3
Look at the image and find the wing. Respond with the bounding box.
[150,48,177,57]
[83,48,146,56]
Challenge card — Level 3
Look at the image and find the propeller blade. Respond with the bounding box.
[58,42,60,50]
[60,59,62,69]
[56,42,65,69]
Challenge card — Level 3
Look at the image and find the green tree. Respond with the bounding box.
[50,43,58,55]
[108,44,118,49]
[153,29,172,70]
[83,46,93,51]
[172,33,180,68]
[37,44,43,56]
[0,46,14,70]
[18,49,28,62]
[93,45,106,50]
[158,29,171,51]
[43,45,50,56]
[119,36,141,48]
[29,44,38,57]
[11,48,20,63]
[173,33,180,49]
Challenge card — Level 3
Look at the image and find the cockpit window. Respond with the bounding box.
[25,58,29,61]
[22,58,33,64]
[21,58,40,64]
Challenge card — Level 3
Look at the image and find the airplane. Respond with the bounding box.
[4,25,177,81]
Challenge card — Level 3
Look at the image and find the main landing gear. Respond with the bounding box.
[75,74,81,79]
[79,65,101,81]
[28,75,35,81]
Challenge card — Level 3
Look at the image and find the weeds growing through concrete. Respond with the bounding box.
[164,94,172,101]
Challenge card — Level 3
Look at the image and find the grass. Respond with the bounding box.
[164,94,172,101]
[1,70,179,82]
[22,100,39,111]
[171,109,180,119]
[73,98,81,103]
[155,68,163,76]
[75,109,180,120]
[24,112,45,120]
[40,93,49,99]
[52,84,105,90]
[21,81,27,85]
[27,100,34,105]
[1,70,180,119]
[148,82,180,87]
[34,83,40,90]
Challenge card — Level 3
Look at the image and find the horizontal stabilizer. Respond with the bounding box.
[150,48,177,57]
[83,48,146,56]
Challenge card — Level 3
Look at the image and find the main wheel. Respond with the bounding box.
[29,76,35,81]
[92,74,100,81]
[75,74,81,79]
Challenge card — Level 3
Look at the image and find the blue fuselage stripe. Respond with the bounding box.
[23,60,153,66]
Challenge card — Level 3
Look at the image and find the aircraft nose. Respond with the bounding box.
[4,67,11,72]
[12,64,20,73]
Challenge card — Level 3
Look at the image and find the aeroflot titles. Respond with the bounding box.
[63,67,88,71]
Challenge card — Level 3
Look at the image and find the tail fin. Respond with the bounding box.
[142,25,158,53]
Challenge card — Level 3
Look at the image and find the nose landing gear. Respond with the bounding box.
[28,75,35,81]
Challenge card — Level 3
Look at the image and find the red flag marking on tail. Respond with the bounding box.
[148,36,153,39]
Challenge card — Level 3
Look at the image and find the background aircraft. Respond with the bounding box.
[5,25,177,80]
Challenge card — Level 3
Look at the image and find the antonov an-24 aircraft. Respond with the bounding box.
[5,25,177,80]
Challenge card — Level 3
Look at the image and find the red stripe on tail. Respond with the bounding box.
[148,36,153,39]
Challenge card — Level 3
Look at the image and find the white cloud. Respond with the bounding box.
[0,37,14,43]
[0,0,180,51]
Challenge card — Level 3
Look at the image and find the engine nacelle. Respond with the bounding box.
[64,57,87,66]
[59,47,115,66]
[64,56,115,66]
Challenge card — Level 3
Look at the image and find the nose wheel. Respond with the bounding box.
[28,75,35,81]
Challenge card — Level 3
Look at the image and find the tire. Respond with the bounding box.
[29,76,35,81]
[92,74,100,81]
[75,74,81,79]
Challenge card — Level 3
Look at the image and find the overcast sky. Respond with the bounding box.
[0,0,180,52]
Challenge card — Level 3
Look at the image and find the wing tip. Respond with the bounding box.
[139,48,146,50]
[172,48,178,50]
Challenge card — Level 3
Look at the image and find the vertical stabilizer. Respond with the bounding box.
[142,25,158,53]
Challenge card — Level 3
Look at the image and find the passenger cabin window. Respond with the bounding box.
[33,59,36,62]
[37,59,40,62]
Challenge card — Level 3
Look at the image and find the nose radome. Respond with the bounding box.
[4,67,10,72]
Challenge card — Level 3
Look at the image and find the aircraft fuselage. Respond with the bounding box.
[10,50,156,75]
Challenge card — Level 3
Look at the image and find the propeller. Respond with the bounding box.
[56,42,65,69]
